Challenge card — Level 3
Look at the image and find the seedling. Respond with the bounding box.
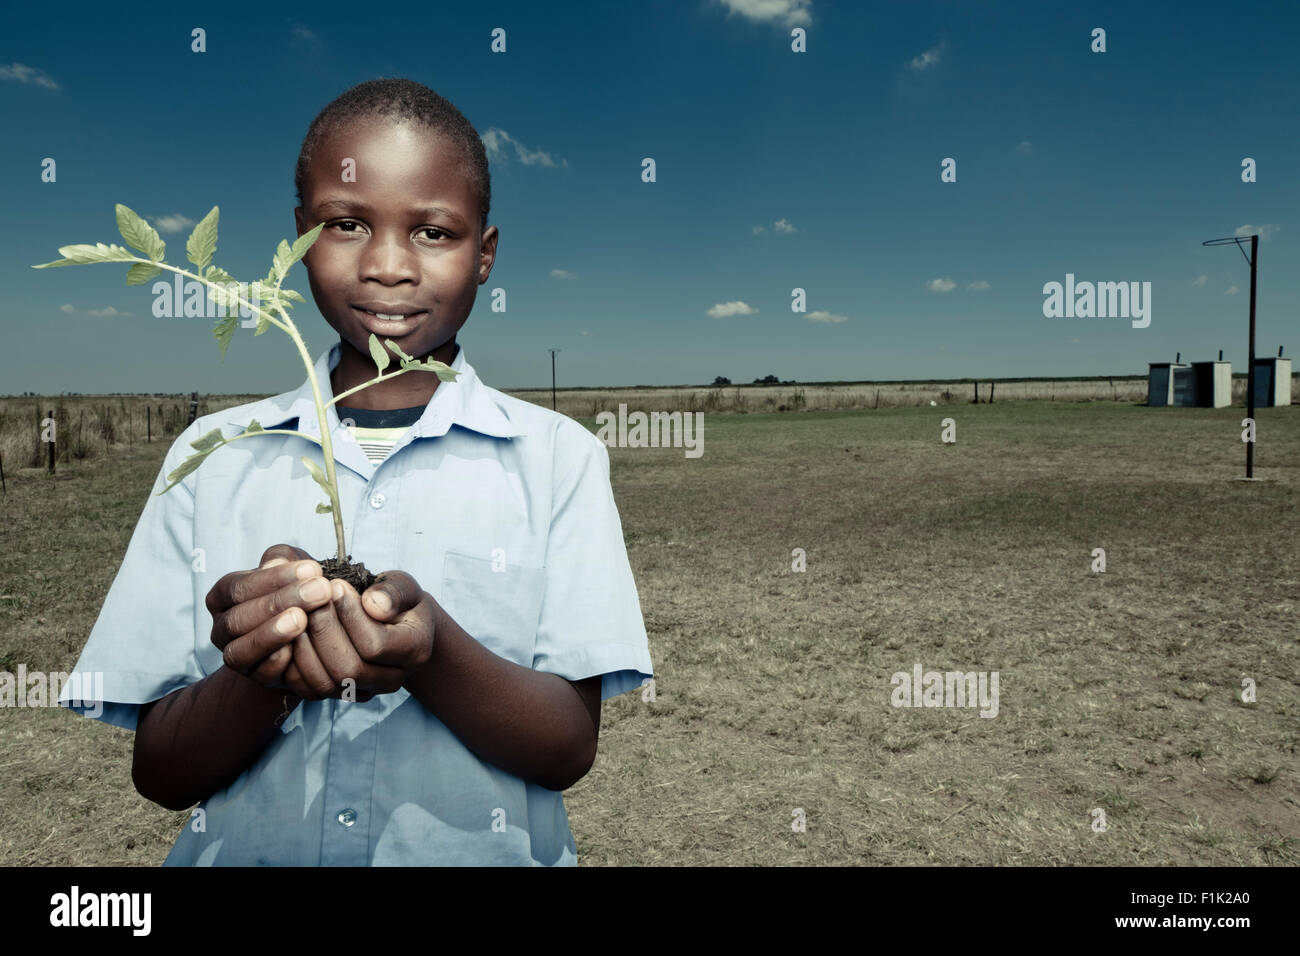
[33,204,458,588]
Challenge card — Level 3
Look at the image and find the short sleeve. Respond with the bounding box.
[57,424,206,731]
[531,424,653,701]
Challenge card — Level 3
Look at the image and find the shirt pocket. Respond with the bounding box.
[440,551,545,667]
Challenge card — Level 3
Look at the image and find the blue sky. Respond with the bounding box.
[3,0,1297,393]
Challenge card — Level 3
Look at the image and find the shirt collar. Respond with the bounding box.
[228,341,525,441]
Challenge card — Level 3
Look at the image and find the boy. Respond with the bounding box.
[58,79,653,866]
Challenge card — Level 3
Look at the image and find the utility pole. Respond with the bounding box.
[1247,234,1258,478]
[1202,233,1260,479]
[548,349,561,411]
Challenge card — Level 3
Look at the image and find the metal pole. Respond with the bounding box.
[1246,234,1258,478]
[548,349,560,411]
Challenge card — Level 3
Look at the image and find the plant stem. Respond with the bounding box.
[277,311,349,561]
[218,428,320,447]
[327,370,424,408]
[144,259,347,560]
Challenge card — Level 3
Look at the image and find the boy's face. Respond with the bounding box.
[294,118,497,387]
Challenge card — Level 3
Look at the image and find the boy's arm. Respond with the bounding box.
[133,669,300,811]
[132,552,340,810]
[396,594,602,791]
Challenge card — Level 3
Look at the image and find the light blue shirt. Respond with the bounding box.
[59,342,653,866]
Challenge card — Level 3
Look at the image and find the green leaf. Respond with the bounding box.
[205,265,235,284]
[245,419,263,433]
[272,239,293,282]
[315,503,333,514]
[289,223,324,263]
[33,242,139,268]
[159,446,214,493]
[368,334,391,373]
[281,288,305,303]
[398,356,460,381]
[186,206,219,273]
[214,314,238,360]
[300,455,331,495]
[116,204,166,261]
[125,262,162,285]
[385,338,414,362]
[207,280,241,315]
[189,428,224,452]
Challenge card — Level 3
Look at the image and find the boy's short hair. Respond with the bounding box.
[294,77,492,235]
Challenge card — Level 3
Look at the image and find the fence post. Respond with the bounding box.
[1,450,5,494]
[989,382,995,404]
[188,391,199,426]
[147,405,152,443]
[47,408,55,474]
[973,382,980,403]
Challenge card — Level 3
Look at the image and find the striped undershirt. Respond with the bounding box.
[336,403,427,464]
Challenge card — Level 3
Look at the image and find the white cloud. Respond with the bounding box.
[966,280,990,291]
[752,225,767,235]
[151,214,196,234]
[0,63,60,90]
[61,304,129,318]
[907,41,946,72]
[1015,141,1033,156]
[1225,285,1239,295]
[1234,223,1280,241]
[481,128,568,168]
[716,0,812,28]
[579,330,590,336]
[707,300,758,319]
[1192,274,1207,286]
[927,277,956,292]
[290,23,318,44]
[773,218,796,234]
[549,269,577,280]
[805,310,847,324]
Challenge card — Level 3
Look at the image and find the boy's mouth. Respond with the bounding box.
[352,306,428,337]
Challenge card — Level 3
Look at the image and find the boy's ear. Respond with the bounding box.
[478,224,498,284]
[294,207,305,238]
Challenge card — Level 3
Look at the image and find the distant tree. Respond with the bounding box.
[712,376,731,386]
[752,374,780,385]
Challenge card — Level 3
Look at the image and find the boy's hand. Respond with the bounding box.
[243,544,397,702]
[206,544,335,694]
[294,577,413,702]
[329,571,439,686]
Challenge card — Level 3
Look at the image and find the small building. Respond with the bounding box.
[1188,360,1232,408]
[1147,361,1188,406]
[1253,355,1292,407]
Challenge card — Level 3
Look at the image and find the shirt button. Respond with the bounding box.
[369,492,385,509]
[337,808,357,827]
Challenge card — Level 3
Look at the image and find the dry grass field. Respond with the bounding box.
[0,394,1296,865]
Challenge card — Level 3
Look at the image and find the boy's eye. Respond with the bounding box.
[326,220,448,241]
